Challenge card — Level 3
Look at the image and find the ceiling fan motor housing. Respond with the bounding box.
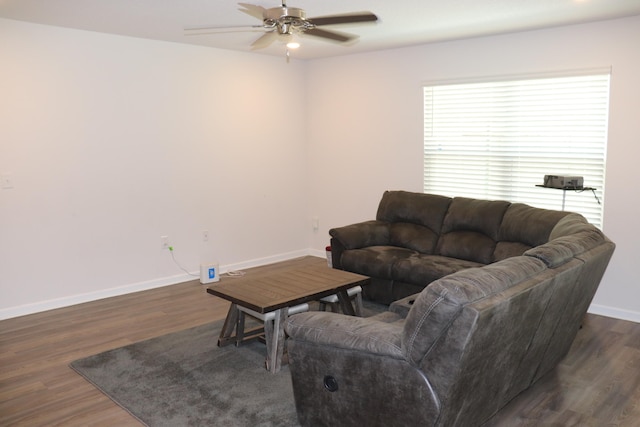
[264,6,310,34]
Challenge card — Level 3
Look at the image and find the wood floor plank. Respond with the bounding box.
[1,256,639,426]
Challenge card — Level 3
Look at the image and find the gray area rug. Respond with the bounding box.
[70,320,299,426]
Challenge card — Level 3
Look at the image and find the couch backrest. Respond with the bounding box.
[529,239,615,383]
[495,203,572,262]
[436,197,511,264]
[403,216,609,371]
[402,255,586,426]
[401,256,547,366]
[524,213,605,267]
[375,191,577,265]
[376,191,452,254]
[401,215,615,426]
[424,260,583,426]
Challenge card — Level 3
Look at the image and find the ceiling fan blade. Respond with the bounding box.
[304,28,356,43]
[308,12,378,27]
[184,24,264,36]
[250,31,279,50]
[238,3,267,21]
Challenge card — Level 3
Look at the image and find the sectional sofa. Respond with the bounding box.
[285,190,615,426]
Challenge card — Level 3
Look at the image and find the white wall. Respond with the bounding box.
[2,15,639,322]
[0,19,309,318]
[307,16,640,322]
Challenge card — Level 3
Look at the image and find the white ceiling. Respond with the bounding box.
[2,0,640,59]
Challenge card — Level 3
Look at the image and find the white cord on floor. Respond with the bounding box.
[225,270,246,277]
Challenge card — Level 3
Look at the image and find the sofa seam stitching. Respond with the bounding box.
[406,291,447,361]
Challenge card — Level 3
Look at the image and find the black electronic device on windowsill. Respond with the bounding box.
[542,175,584,190]
[536,175,599,210]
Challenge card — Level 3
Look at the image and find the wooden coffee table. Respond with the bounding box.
[206,257,369,373]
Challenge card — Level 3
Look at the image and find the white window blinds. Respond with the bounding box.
[423,72,610,228]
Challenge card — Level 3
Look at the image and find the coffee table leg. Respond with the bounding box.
[264,307,289,373]
[217,303,239,347]
[337,290,356,316]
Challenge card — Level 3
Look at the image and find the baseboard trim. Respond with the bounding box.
[588,303,640,324]
[0,274,190,321]
[220,249,311,274]
[5,249,637,325]
[0,249,311,321]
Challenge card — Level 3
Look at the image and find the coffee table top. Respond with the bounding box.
[206,257,369,313]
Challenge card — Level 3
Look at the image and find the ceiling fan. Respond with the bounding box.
[184,1,378,55]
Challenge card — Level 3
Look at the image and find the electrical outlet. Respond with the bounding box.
[202,230,209,242]
[1,173,13,189]
[160,235,169,249]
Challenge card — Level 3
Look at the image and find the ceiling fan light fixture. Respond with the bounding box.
[285,31,300,49]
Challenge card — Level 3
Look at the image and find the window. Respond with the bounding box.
[423,72,610,228]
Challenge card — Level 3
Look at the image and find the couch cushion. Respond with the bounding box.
[341,246,414,280]
[441,197,511,240]
[437,197,511,264]
[392,254,483,285]
[437,230,497,264]
[376,191,452,234]
[548,213,594,240]
[522,213,604,268]
[401,256,547,365]
[498,203,571,248]
[525,229,605,268]
[388,222,439,254]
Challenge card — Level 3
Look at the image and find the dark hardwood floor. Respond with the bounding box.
[1,257,639,426]
[485,313,640,426]
[0,275,228,426]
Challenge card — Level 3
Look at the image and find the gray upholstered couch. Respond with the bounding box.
[329,190,585,304]
[284,191,614,426]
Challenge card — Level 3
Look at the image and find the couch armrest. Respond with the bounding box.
[285,311,405,359]
[329,220,390,270]
[329,220,390,249]
[389,293,420,318]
